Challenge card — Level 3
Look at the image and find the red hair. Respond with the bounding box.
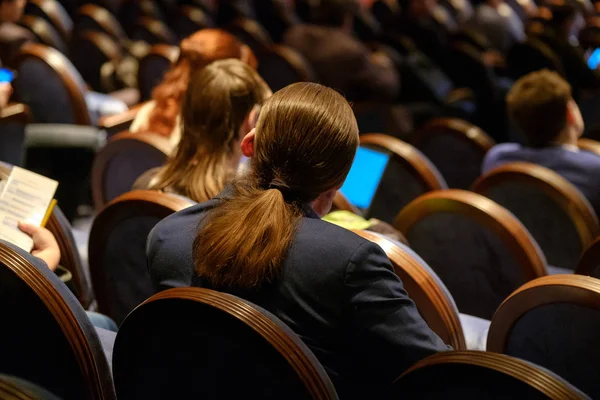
[148,29,258,138]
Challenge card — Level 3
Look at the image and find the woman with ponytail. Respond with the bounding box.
[147,83,447,397]
[130,29,257,144]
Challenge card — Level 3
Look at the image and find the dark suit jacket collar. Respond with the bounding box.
[214,185,321,220]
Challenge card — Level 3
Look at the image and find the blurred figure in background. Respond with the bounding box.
[469,0,526,54]
[0,0,33,67]
[130,29,257,144]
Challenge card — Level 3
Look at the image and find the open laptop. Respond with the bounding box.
[340,146,390,214]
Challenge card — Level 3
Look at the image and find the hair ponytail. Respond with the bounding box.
[193,82,359,289]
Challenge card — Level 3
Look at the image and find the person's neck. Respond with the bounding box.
[549,130,578,150]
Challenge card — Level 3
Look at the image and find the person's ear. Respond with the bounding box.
[241,128,256,157]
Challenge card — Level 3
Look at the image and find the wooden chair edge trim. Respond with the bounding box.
[412,118,496,152]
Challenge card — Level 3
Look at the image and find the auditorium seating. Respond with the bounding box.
[112,287,338,399]
[18,14,69,55]
[472,162,600,271]
[25,0,73,44]
[257,45,316,92]
[88,190,193,324]
[360,133,448,224]
[393,351,587,399]
[395,190,547,320]
[0,103,31,166]
[137,44,179,101]
[488,274,600,399]
[576,237,600,278]
[0,374,61,400]
[0,241,115,400]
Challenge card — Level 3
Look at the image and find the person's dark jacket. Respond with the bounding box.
[147,187,448,398]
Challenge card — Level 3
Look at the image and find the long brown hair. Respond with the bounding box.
[150,59,271,203]
[193,83,359,289]
[148,29,258,138]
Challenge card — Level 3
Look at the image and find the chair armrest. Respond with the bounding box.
[24,124,106,151]
[0,103,32,125]
[97,102,146,136]
[445,88,475,105]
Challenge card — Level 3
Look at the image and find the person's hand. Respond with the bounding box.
[0,83,12,110]
[18,222,61,272]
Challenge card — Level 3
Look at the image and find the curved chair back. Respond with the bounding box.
[394,351,588,399]
[354,230,466,349]
[507,38,563,79]
[360,133,448,224]
[137,44,179,101]
[577,138,600,155]
[395,190,547,319]
[89,190,193,324]
[576,237,600,277]
[47,205,94,308]
[0,241,115,400]
[18,15,69,54]
[13,43,91,125]
[227,17,273,55]
[132,17,178,45]
[91,131,174,210]
[472,162,600,270]
[488,275,600,398]
[258,45,315,92]
[25,0,73,43]
[411,118,495,189]
[71,31,122,93]
[0,103,31,166]
[0,374,61,400]
[172,5,215,38]
[119,0,166,36]
[75,4,127,44]
[113,287,338,399]
[253,0,298,42]
[447,42,495,100]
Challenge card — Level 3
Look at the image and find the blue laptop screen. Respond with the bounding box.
[340,146,390,210]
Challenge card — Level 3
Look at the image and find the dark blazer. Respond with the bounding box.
[147,188,448,398]
[483,143,600,216]
[283,24,399,103]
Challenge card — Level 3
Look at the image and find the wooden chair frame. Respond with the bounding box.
[117,287,338,400]
[395,189,548,281]
[26,0,72,43]
[354,230,466,349]
[76,4,127,43]
[135,16,178,45]
[0,103,32,124]
[578,138,600,156]
[98,102,146,136]
[18,15,65,52]
[411,118,495,154]
[576,237,600,276]
[268,45,316,82]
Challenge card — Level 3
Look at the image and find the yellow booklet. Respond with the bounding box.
[0,167,58,251]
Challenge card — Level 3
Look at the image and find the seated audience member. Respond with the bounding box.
[469,0,526,54]
[133,59,271,203]
[0,0,34,67]
[147,82,448,398]
[483,70,600,215]
[282,0,399,102]
[0,81,11,110]
[130,29,258,144]
[541,3,599,100]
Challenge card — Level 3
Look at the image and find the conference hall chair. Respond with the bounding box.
[488,274,600,399]
[395,190,547,320]
[119,0,167,37]
[577,137,600,155]
[25,0,73,44]
[12,43,93,125]
[137,44,179,101]
[97,102,145,137]
[89,190,193,325]
[18,15,69,55]
[113,287,338,399]
[354,230,466,350]
[132,17,178,46]
[576,237,600,277]
[473,162,600,271]
[0,241,116,400]
[0,374,61,400]
[91,131,174,210]
[507,38,563,80]
[252,0,298,43]
[227,17,273,56]
[171,5,215,39]
[70,31,123,93]
[360,133,448,225]
[411,118,495,189]
[393,351,588,399]
[258,45,316,92]
[0,102,31,166]
[75,4,128,46]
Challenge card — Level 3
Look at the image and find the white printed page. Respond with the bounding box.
[0,167,58,251]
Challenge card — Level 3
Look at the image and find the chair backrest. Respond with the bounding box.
[393,351,588,399]
[0,241,116,400]
[71,31,122,93]
[576,237,600,277]
[113,287,338,399]
[507,38,563,80]
[88,190,193,324]
[577,138,600,156]
[488,274,600,398]
[75,4,127,44]
[137,44,179,101]
[411,118,495,189]
[472,162,600,270]
[360,133,448,224]
[0,103,31,166]
[252,0,298,43]
[133,17,178,45]
[91,130,174,209]
[0,374,61,400]
[25,0,73,43]
[47,205,94,309]
[395,190,547,319]
[13,43,91,125]
[227,17,273,55]
[172,5,215,38]
[447,42,495,99]
[332,191,360,214]
[258,45,315,92]
[354,230,466,349]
